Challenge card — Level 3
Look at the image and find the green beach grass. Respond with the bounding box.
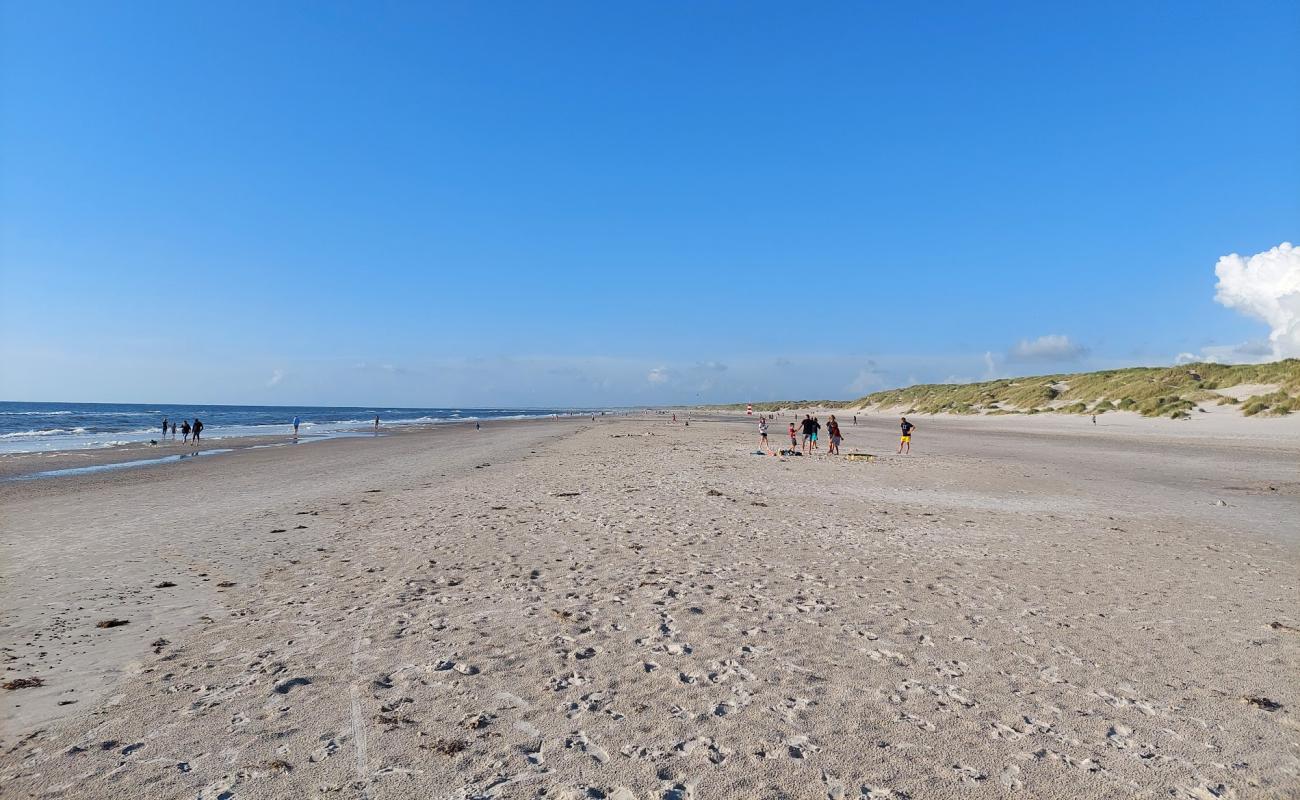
[708,359,1300,419]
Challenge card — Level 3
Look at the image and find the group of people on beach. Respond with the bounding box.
[756,413,916,456]
[160,417,203,443]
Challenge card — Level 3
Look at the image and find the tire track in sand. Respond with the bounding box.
[350,604,377,799]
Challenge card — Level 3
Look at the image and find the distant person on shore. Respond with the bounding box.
[828,415,842,455]
[161,417,169,440]
[811,416,821,451]
[374,415,380,432]
[1091,414,1097,425]
[898,417,915,454]
[192,418,203,443]
[292,415,301,437]
[788,422,798,450]
[181,420,191,442]
[853,415,858,426]
[476,421,481,430]
[758,416,769,450]
[170,421,177,439]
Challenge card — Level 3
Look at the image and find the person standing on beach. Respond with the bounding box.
[170,421,177,439]
[828,415,842,455]
[192,418,203,443]
[788,421,798,450]
[853,415,858,426]
[758,416,769,450]
[898,417,915,454]
[810,416,821,451]
[181,420,191,443]
[800,415,815,455]
[374,415,380,432]
[292,415,301,437]
[162,417,169,440]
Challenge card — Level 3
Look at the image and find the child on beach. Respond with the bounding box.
[758,417,769,450]
[828,415,842,455]
[788,422,797,449]
[181,420,191,442]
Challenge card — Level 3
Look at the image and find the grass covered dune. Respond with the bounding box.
[726,359,1300,419]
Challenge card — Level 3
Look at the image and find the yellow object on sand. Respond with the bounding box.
[845,453,875,462]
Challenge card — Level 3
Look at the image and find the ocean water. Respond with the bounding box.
[0,402,581,454]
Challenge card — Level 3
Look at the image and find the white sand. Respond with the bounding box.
[2,414,1298,798]
[1212,384,1282,401]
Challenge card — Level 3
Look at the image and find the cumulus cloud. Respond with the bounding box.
[1009,334,1087,361]
[1213,242,1300,360]
[267,369,284,387]
[647,367,671,384]
[846,361,883,394]
[982,351,998,380]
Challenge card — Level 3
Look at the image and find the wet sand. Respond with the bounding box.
[2,413,1297,798]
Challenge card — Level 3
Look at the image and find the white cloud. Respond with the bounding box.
[267,369,284,387]
[1213,242,1300,360]
[647,367,671,384]
[846,363,883,394]
[982,351,998,380]
[1009,334,1087,361]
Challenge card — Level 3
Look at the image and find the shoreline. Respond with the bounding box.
[0,415,591,480]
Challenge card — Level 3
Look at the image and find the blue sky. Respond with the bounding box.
[2,1,1297,406]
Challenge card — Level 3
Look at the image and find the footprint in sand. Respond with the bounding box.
[1106,723,1133,748]
[566,730,610,764]
[196,774,239,800]
[662,783,696,800]
[999,764,1023,791]
[435,658,480,675]
[271,676,311,694]
[786,735,820,759]
[309,736,341,763]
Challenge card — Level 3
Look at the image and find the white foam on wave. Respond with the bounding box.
[0,427,90,438]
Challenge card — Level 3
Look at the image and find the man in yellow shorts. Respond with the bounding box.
[898,417,915,454]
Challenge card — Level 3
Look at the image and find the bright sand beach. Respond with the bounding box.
[2,413,1298,798]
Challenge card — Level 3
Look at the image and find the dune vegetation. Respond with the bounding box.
[713,360,1300,419]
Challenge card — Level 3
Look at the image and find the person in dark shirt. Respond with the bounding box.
[192,418,203,443]
[898,417,915,454]
[800,415,816,455]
